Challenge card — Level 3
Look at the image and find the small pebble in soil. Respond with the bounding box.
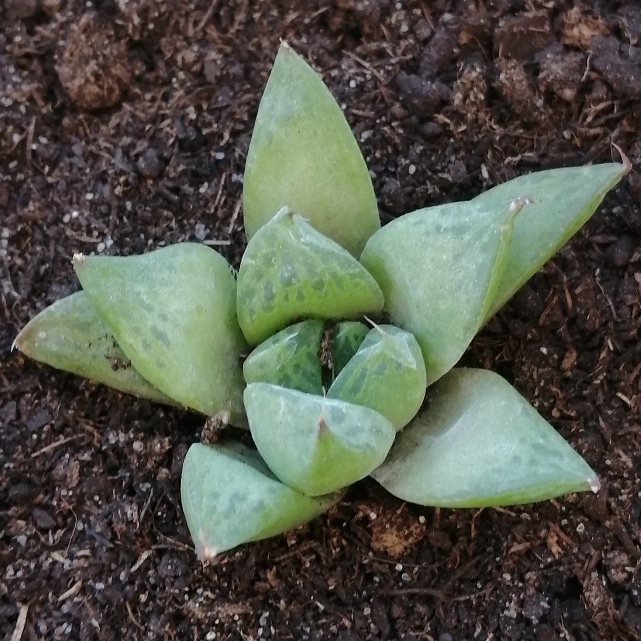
[605,236,636,267]
[175,116,206,152]
[395,72,451,118]
[137,148,165,179]
[32,507,56,530]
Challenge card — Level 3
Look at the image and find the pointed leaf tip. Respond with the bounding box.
[478,163,624,320]
[15,292,174,405]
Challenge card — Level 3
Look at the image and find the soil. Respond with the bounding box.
[2,0,641,640]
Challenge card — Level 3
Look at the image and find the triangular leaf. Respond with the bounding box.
[74,244,248,426]
[243,320,324,394]
[237,208,384,345]
[243,43,380,257]
[14,292,173,405]
[245,383,396,497]
[181,442,339,560]
[360,201,520,385]
[328,325,426,431]
[331,321,369,375]
[372,368,599,507]
[477,163,624,320]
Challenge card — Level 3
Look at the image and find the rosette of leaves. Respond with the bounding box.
[15,43,625,561]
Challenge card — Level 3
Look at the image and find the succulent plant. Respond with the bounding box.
[15,43,625,561]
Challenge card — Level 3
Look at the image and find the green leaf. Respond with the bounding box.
[477,164,624,321]
[360,200,520,385]
[14,292,173,405]
[73,244,248,426]
[181,442,339,560]
[372,368,599,507]
[237,208,384,345]
[245,383,396,497]
[331,321,369,375]
[328,325,426,431]
[243,43,380,257]
[243,320,324,394]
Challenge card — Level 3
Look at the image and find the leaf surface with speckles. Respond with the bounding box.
[74,243,247,425]
[237,208,383,345]
[181,442,339,559]
[372,368,599,506]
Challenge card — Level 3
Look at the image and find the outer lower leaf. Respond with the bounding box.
[477,163,624,320]
[181,442,339,560]
[360,201,520,385]
[245,383,395,497]
[243,43,380,257]
[243,320,324,394]
[237,208,384,345]
[372,368,599,507]
[14,292,173,405]
[74,244,248,426]
[328,325,426,431]
[332,321,369,375]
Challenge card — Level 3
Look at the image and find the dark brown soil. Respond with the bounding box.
[2,1,641,640]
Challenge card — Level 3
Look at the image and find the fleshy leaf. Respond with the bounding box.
[332,321,369,375]
[328,325,426,431]
[243,320,324,394]
[245,383,395,497]
[478,163,624,320]
[237,208,384,345]
[73,244,248,426]
[181,442,339,560]
[14,291,173,405]
[372,368,599,507]
[243,43,380,257]
[360,200,520,385]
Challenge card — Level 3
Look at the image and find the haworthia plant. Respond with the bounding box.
[15,42,625,561]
